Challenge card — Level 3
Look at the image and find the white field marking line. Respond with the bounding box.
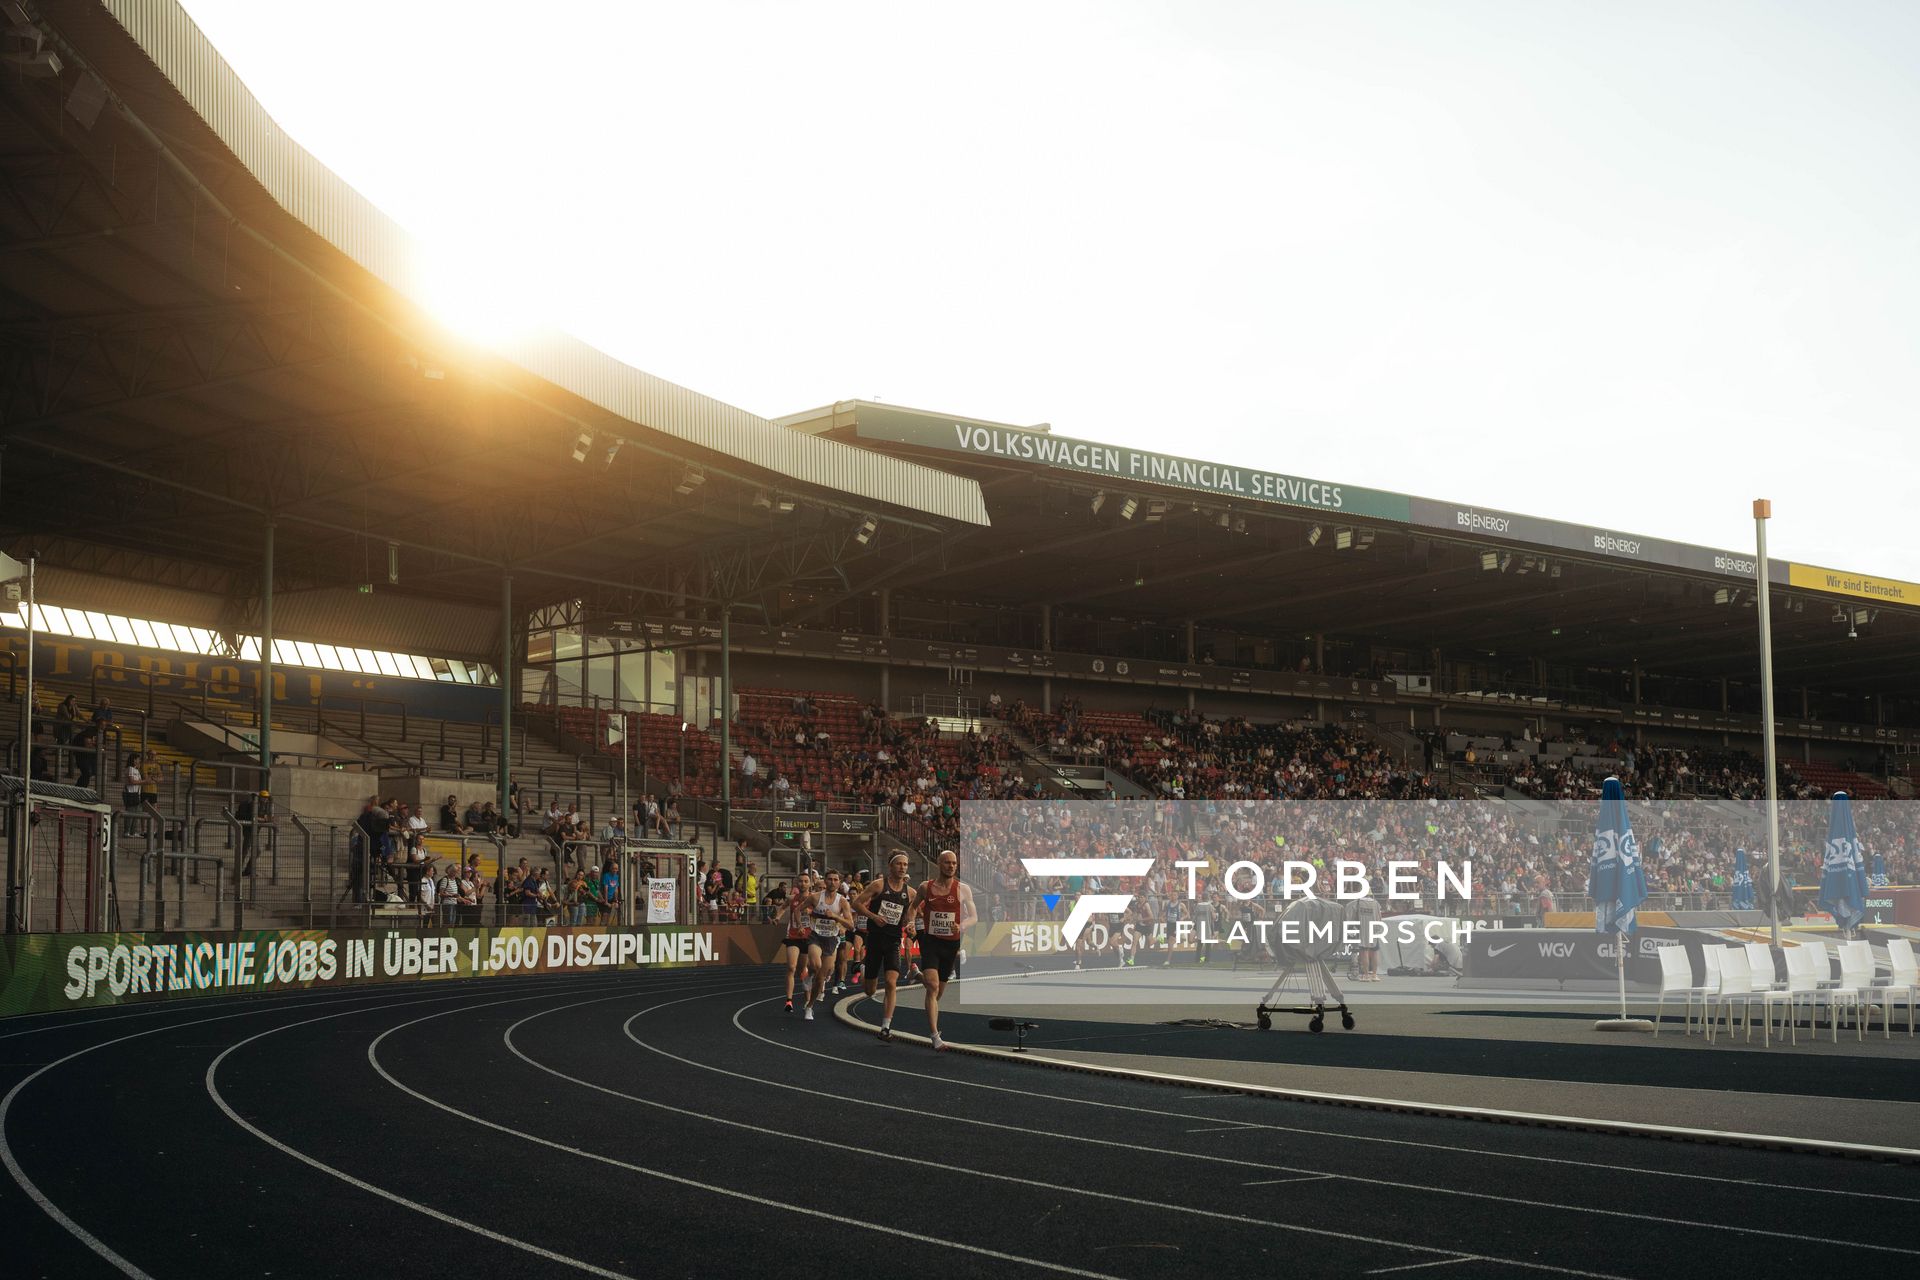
[1244,1175,1334,1187]
[366,988,1127,1280]
[509,991,1515,1280]
[744,995,1920,1258]
[0,980,535,1280]
[1187,1123,1263,1133]
[908,1018,1920,1167]
[206,980,705,1280]
[813,991,1920,1203]
[1368,1258,1481,1275]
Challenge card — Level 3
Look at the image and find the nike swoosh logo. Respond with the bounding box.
[1486,943,1516,957]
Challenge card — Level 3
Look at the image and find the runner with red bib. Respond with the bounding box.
[780,872,815,1013]
[912,848,975,1051]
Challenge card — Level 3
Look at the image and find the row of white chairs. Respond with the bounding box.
[1652,939,1920,1046]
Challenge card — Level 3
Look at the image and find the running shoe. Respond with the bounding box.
[930,1033,945,1051]
[804,1005,815,1021]
[879,1026,893,1042]
[784,999,793,1013]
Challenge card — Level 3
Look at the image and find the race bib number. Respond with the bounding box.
[930,910,958,937]
[878,900,904,926]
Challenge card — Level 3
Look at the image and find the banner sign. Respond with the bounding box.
[1458,927,1701,988]
[0,924,784,1016]
[1048,765,1108,781]
[646,880,678,924]
[821,812,877,835]
[1786,563,1917,607]
[852,406,1413,522]
[773,813,823,834]
[1405,499,1784,582]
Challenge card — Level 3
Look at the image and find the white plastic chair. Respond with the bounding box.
[1744,941,1779,994]
[1763,945,1824,1046]
[1652,945,1695,1036]
[1875,939,1919,1038]
[1697,946,1726,1042]
[1825,941,1876,1042]
[1716,947,1756,1041]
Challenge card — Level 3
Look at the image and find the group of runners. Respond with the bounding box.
[779,848,974,1050]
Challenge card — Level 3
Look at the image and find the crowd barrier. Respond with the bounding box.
[0,923,786,1017]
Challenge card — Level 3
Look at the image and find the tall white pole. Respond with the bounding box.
[1753,500,1782,950]
[19,557,33,934]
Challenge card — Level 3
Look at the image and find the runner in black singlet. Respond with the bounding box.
[853,853,918,1042]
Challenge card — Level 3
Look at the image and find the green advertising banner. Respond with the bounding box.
[854,406,1413,522]
[0,924,786,1017]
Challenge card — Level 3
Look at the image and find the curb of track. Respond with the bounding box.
[830,986,1920,1164]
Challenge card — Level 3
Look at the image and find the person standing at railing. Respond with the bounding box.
[565,866,589,926]
[437,863,461,926]
[121,753,143,815]
[140,753,161,810]
[53,694,80,747]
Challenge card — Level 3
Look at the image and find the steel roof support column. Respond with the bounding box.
[1185,620,1196,712]
[498,574,513,921]
[258,518,274,823]
[1040,605,1052,715]
[720,605,732,857]
[7,551,33,935]
[878,589,890,713]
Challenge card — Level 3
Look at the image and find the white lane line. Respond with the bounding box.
[759,996,1920,1258]
[497,990,1502,1278]
[1368,1258,1481,1275]
[3,970,728,1280]
[799,1000,1920,1256]
[1186,1123,1261,1133]
[0,982,514,1280]
[364,987,1126,1280]
[1243,1175,1333,1187]
[911,1024,1920,1163]
[763,990,1919,1203]
[207,982,697,1280]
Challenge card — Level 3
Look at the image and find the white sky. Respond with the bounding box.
[177,0,1920,580]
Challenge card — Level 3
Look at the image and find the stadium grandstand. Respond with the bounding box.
[1,4,1916,937]
[4,7,1919,1279]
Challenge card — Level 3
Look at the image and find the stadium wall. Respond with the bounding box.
[0,924,787,1017]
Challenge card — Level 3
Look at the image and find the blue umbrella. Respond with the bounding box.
[1870,854,1889,889]
[1731,848,1756,911]
[1815,792,1869,934]
[1589,777,1648,1026]
[1589,777,1647,936]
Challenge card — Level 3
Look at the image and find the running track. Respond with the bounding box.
[2,968,1915,1279]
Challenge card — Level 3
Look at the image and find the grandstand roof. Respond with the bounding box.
[0,0,986,637]
[778,401,1920,701]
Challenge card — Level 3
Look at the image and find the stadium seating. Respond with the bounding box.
[1786,760,1889,801]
